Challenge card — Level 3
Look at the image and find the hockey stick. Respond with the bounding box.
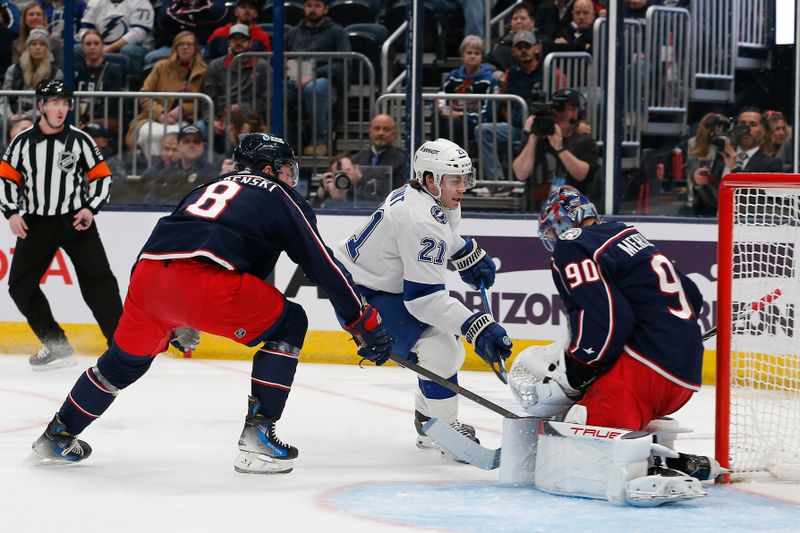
[421,418,502,470]
[390,354,521,419]
[479,281,509,385]
[701,287,782,341]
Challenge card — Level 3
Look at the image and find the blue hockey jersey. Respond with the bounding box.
[551,221,704,390]
[138,170,364,324]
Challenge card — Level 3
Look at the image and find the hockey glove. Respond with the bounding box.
[170,327,200,353]
[461,312,512,365]
[451,237,496,290]
[344,304,393,365]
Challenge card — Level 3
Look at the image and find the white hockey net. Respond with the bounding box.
[721,184,800,479]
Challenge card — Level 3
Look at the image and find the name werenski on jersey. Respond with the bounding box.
[617,232,654,257]
[222,174,277,190]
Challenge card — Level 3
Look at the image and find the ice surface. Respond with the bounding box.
[1,354,796,532]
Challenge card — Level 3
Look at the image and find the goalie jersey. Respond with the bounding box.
[334,184,474,336]
[137,171,363,323]
[551,221,704,390]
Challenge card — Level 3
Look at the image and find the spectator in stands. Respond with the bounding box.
[474,30,544,181]
[206,0,271,61]
[74,29,124,131]
[142,125,216,206]
[0,1,21,76]
[550,0,595,53]
[141,132,179,200]
[0,114,34,156]
[146,0,228,68]
[285,0,351,157]
[220,108,267,172]
[487,2,540,73]
[78,0,154,74]
[512,88,600,209]
[762,110,793,171]
[83,122,135,203]
[436,35,497,153]
[684,112,722,190]
[128,31,208,159]
[313,152,389,208]
[536,0,574,41]
[39,0,86,65]
[13,2,47,63]
[350,113,406,189]
[0,29,63,119]
[203,24,269,153]
[691,108,783,216]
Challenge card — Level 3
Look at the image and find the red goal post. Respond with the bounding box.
[715,173,800,481]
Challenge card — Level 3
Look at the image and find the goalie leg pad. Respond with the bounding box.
[625,472,706,506]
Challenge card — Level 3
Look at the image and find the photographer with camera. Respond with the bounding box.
[512,88,599,209]
[313,153,363,207]
[691,108,783,216]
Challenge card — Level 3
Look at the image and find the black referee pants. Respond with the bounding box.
[8,214,123,348]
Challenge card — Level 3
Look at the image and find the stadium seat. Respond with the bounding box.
[260,0,305,25]
[329,0,379,25]
[345,23,389,73]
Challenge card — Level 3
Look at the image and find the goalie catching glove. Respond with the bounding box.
[509,331,601,418]
[344,304,393,365]
[461,312,512,365]
[451,237,496,290]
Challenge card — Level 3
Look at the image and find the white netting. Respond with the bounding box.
[727,187,800,479]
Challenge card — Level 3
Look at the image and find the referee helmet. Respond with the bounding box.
[36,79,74,108]
[233,133,299,187]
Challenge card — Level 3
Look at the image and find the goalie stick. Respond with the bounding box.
[479,281,509,385]
[702,287,782,341]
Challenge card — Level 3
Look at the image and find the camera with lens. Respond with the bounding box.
[527,90,571,137]
[333,170,351,190]
[705,115,750,151]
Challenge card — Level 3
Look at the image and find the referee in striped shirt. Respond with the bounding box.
[0,79,123,370]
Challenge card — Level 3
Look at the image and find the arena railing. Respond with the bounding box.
[644,5,691,136]
[736,0,771,68]
[224,51,375,165]
[376,92,530,211]
[382,21,408,93]
[689,0,737,102]
[0,90,215,178]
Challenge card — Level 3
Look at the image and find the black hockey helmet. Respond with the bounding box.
[233,133,299,186]
[36,79,74,107]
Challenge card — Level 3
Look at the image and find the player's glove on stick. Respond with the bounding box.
[461,312,512,364]
[345,304,393,365]
[170,327,200,353]
[451,237,496,290]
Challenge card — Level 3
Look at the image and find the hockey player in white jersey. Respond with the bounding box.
[334,138,513,455]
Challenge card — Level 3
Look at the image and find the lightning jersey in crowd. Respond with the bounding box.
[138,171,364,324]
[334,184,473,335]
[551,221,704,390]
[80,0,154,48]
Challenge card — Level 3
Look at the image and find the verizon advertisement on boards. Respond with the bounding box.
[0,211,720,342]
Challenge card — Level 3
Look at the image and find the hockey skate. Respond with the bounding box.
[234,396,297,474]
[665,453,727,481]
[29,342,76,371]
[625,468,707,507]
[414,411,478,462]
[28,414,92,465]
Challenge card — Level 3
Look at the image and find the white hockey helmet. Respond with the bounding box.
[412,138,476,193]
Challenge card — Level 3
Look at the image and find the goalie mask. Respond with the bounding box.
[233,133,300,187]
[412,138,475,198]
[538,185,599,252]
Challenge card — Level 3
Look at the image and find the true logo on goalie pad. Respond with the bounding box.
[559,228,582,241]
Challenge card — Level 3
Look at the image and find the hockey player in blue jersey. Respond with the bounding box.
[509,185,723,488]
[29,133,392,474]
[334,138,513,457]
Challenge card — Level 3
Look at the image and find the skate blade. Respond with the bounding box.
[23,450,84,467]
[30,356,78,372]
[416,436,438,450]
[234,451,293,474]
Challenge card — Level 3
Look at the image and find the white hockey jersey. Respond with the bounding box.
[79,0,154,48]
[334,185,474,336]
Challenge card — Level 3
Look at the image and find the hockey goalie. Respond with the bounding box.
[509,186,723,506]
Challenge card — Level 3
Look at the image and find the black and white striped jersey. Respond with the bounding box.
[0,122,112,219]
